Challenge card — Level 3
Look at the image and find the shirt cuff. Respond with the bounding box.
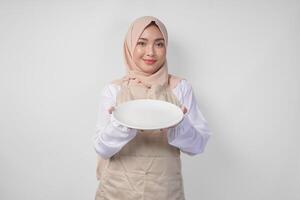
[167,115,210,155]
[167,115,190,143]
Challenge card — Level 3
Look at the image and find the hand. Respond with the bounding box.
[181,105,187,114]
[109,106,134,132]
[160,105,188,131]
[108,106,115,114]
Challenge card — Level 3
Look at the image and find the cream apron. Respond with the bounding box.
[95,79,185,200]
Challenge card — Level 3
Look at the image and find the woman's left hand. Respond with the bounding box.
[160,105,187,131]
[181,105,187,115]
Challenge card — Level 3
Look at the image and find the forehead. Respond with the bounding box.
[139,25,164,40]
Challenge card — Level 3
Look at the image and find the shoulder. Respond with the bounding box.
[168,74,184,89]
[172,77,193,95]
[100,82,121,98]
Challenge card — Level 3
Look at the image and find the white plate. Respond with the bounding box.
[112,99,183,130]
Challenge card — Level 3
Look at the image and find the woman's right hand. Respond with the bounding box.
[108,106,135,132]
[108,106,115,114]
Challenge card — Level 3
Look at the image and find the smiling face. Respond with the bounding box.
[133,24,166,75]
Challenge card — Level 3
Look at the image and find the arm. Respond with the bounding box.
[93,84,137,159]
[167,80,212,155]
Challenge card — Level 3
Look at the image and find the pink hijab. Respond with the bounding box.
[112,16,182,89]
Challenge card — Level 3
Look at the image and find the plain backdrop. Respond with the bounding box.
[0,0,299,199]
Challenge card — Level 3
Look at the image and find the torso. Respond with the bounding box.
[95,75,186,200]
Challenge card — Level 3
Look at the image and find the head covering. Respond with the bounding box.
[112,16,175,88]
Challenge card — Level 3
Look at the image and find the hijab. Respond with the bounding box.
[111,16,182,89]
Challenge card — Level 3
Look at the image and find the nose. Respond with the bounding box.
[146,44,154,56]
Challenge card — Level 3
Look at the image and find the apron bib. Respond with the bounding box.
[96,79,185,200]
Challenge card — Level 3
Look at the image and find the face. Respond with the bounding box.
[133,25,166,75]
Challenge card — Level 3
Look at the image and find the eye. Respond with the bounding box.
[137,41,146,46]
[156,42,165,47]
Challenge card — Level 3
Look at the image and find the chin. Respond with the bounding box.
[143,67,160,74]
[135,61,163,74]
[142,69,155,74]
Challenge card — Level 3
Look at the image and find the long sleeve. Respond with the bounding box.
[167,80,212,155]
[93,84,137,159]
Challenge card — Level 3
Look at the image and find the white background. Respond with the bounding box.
[0,0,299,199]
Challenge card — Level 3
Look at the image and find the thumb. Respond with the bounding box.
[108,106,115,114]
[181,105,187,114]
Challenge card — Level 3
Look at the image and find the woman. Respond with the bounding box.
[94,16,212,200]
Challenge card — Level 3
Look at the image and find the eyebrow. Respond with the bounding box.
[138,37,165,42]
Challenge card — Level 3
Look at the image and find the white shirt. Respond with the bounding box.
[94,79,212,159]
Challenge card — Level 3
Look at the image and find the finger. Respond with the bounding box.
[108,107,115,114]
[160,128,168,132]
[181,106,187,114]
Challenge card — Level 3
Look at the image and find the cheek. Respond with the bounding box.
[133,48,144,59]
[133,50,146,69]
[156,45,166,54]
[156,49,166,60]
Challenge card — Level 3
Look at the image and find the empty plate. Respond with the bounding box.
[112,99,183,130]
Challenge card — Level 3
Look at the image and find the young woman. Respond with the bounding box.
[94,16,212,200]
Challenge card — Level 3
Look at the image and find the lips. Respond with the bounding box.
[143,59,157,65]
